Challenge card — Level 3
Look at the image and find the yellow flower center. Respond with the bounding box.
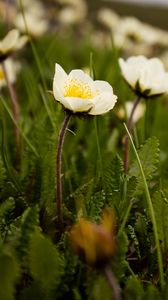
[64,79,94,99]
[0,69,5,80]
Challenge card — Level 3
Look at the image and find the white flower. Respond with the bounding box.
[0,58,20,89]
[0,29,28,61]
[97,8,120,30]
[125,101,145,123]
[58,0,87,25]
[117,101,145,123]
[119,55,168,97]
[14,12,49,37]
[53,64,117,115]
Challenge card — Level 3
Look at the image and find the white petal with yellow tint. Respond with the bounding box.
[0,29,19,53]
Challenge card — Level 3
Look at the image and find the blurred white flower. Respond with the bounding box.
[125,101,145,123]
[97,8,120,30]
[117,101,145,123]
[160,51,168,70]
[117,17,142,42]
[119,55,168,97]
[0,58,20,89]
[58,0,87,25]
[0,29,28,61]
[90,30,112,50]
[17,0,46,17]
[14,11,49,37]
[53,64,117,115]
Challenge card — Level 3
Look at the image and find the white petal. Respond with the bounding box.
[139,59,167,95]
[53,63,68,102]
[68,69,93,86]
[89,92,117,115]
[148,73,168,95]
[146,58,165,74]
[0,29,19,53]
[119,56,147,88]
[56,96,74,111]
[64,97,94,113]
[94,80,113,93]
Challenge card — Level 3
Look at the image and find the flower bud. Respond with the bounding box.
[69,209,117,266]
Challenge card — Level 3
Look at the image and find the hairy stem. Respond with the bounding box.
[124,96,141,174]
[2,61,20,163]
[124,123,164,289]
[56,112,72,231]
[104,265,121,300]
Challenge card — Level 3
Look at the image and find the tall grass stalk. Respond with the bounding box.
[124,123,164,289]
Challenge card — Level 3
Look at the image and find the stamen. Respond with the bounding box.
[64,78,94,99]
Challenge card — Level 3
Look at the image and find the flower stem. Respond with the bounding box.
[104,265,121,300]
[2,61,20,164]
[94,117,103,179]
[124,123,164,289]
[119,199,134,234]
[124,96,141,174]
[56,111,72,232]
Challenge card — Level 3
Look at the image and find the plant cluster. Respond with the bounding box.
[1,1,168,300]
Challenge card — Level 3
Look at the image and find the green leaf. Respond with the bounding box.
[17,205,39,261]
[0,252,19,300]
[127,225,141,259]
[125,278,144,300]
[29,230,64,292]
[129,137,160,195]
[0,155,6,190]
[88,275,112,300]
[112,231,129,280]
[143,285,161,300]
[102,154,123,209]
[0,197,15,239]
[152,190,168,251]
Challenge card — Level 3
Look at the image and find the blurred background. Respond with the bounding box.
[89,0,168,29]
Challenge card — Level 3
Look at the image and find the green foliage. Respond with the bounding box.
[29,229,64,294]
[124,278,144,300]
[88,275,112,300]
[129,137,160,195]
[143,285,161,300]
[102,154,124,211]
[17,205,39,262]
[0,249,20,300]
[112,232,129,280]
[0,197,15,239]
[152,190,168,251]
